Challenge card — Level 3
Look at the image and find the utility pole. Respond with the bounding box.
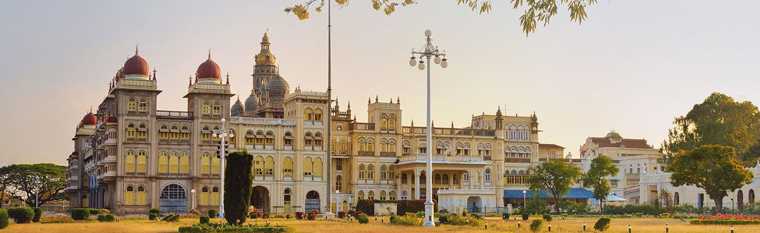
[325,0,333,214]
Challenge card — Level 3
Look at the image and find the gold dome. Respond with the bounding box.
[255,32,277,65]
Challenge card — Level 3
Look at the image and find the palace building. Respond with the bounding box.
[65,32,563,215]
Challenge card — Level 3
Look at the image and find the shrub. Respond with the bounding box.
[356,213,369,224]
[207,209,218,218]
[521,213,530,220]
[530,219,544,233]
[389,214,420,226]
[446,214,468,225]
[224,152,254,225]
[415,211,425,218]
[295,212,304,220]
[396,200,425,215]
[33,208,42,222]
[200,216,210,224]
[502,212,510,220]
[40,215,75,224]
[88,208,101,215]
[0,209,8,229]
[337,211,346,218]
[9,207,35,223]
[178,223,291,233]
[594,218,611,232]
[97,214,116,222]
[542,214,552,222]
[438,213,449,224]
[356,200,375,216]
[69,208,90,220]
[149,208,160,220]
[307,210,318,220]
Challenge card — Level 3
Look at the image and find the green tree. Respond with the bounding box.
[224,152,253,225]
[663,92,760,165]
[285,0,598,35]
[528,159,581,212]
[581,155,618,214]
[1,164,66,207]
[669,145,752,213]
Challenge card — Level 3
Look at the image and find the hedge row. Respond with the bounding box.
[178,223,290,233]
[0,209,8,229]
[8,207,34,223]
[691,220,760,225]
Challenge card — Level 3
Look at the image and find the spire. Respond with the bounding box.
[368,97,371,104]
[375,95,379,103]
[226,73,230,85]
[397,96,400,104]
[207,49,212,60]
[411,120,414,127]
[152,69,157,81]
[496,105,502,116]
[390,98,393,104]
[188,75,192,87]
[135,44,139,55]
[451,121,454,128]
[347,101,351,110]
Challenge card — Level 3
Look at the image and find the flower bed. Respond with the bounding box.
[690,214,760,225]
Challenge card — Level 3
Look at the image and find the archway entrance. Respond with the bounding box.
[750,189,756,208]
[251,186,270,214]
[738,190,744,210]
[466,196,482,213]
[160,184,187,213]
[305,191,320,213]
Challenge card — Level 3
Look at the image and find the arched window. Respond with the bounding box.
[314,108,323,121]
[368,191,375,201]
[380,165,388,181]
[265,131,275,147]
[303,157,313,177]
[137,186,147,205]
[314,132,323,149]
[200,186,209,205]
[284,188,292,206]
[127,98,138,112]
[200,153,210,175]
[304,132,313,150]
[389,191,397,201]
[335,175,342,191]
[359,164,366,180]
[357,191,365,200]
[304,108,314,121]
[254,156,264,176]
[179,152,189,175]
[264,156,274,176]
[283,157,294,178]
[169,152,179,174]
[211,153,221,175]
[434,174,442,185]
[136,151,147,174]
[484,168,492,184]
[245,130,255,145]
[284,132,294,149]
[313,158,323,178]
[159,151,169,174]
[674,192,680,206]
[125,151,136,174]
[125,185,135,205]
[367,164,375,180]
[380,190,387,201]
[211,186,220,205]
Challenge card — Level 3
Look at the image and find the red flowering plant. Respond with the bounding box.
[692,214,760,225]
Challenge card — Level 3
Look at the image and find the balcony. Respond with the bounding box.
[504,158,531,163]
[402,126,495,137]
[304,120,323,128]
[397,154,486,165]
[156,110,193,120]
[352,123,375,131]
[379,152,396,157]
[503,175,530,185]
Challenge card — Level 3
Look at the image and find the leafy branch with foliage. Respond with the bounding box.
[581,155,618,213]
[528,159,581,212]
[285,0,599,35]
[0,164,66,207]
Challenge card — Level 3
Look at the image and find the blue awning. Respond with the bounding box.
[504,188,594,200]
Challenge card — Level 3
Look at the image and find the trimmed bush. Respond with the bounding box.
[149,208,160,220]
[530,219,544,233]
[0,209,8,229]
[88,208,100,215]
[9,207,35,223]
[502,212,510,220]
[356,213,369,224]
[97,214,116,222]
[542,214,552,222]
[356,200,375,216]
[415,211,425,218]
[40,215,75,224]
[33,208,42,222]
[295,212,304,220]
[69,208,90,220]
[396,200,425,215]
[521,213,529,220]
[594,218,611,232]
[162,214,180,222]
[438,213,449,224]
[224,152,254,225]
[307,210,318,220]
[200,216,210,224]
[207,209,218,218]
[389,214,420,226]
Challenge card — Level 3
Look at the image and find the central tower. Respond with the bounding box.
[240,32,289,118]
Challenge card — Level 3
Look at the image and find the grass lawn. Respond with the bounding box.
[3,216,760,233]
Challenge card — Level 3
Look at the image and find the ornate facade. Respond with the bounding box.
[66,32,559,215]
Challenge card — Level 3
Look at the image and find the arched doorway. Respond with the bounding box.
[305,191,320,213]
[251,186,270,214]
[750,189,756,208]
[738,190,744,210]
[466,196,482,213]
[160,184,187,213]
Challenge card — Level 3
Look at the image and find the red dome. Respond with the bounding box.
[196,57,221,79]
[81,112,97,125]
[123,53,150,76]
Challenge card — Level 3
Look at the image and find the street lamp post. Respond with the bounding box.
[523,190,527,210]
[191,189,196,211]
[409,29,448,227]
[212,118,234,218]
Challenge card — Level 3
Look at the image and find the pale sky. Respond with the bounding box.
[1,0,759,166]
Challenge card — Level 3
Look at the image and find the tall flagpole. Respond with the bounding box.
[325,0,333,214]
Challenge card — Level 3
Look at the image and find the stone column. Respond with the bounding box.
[414,169,421,200]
